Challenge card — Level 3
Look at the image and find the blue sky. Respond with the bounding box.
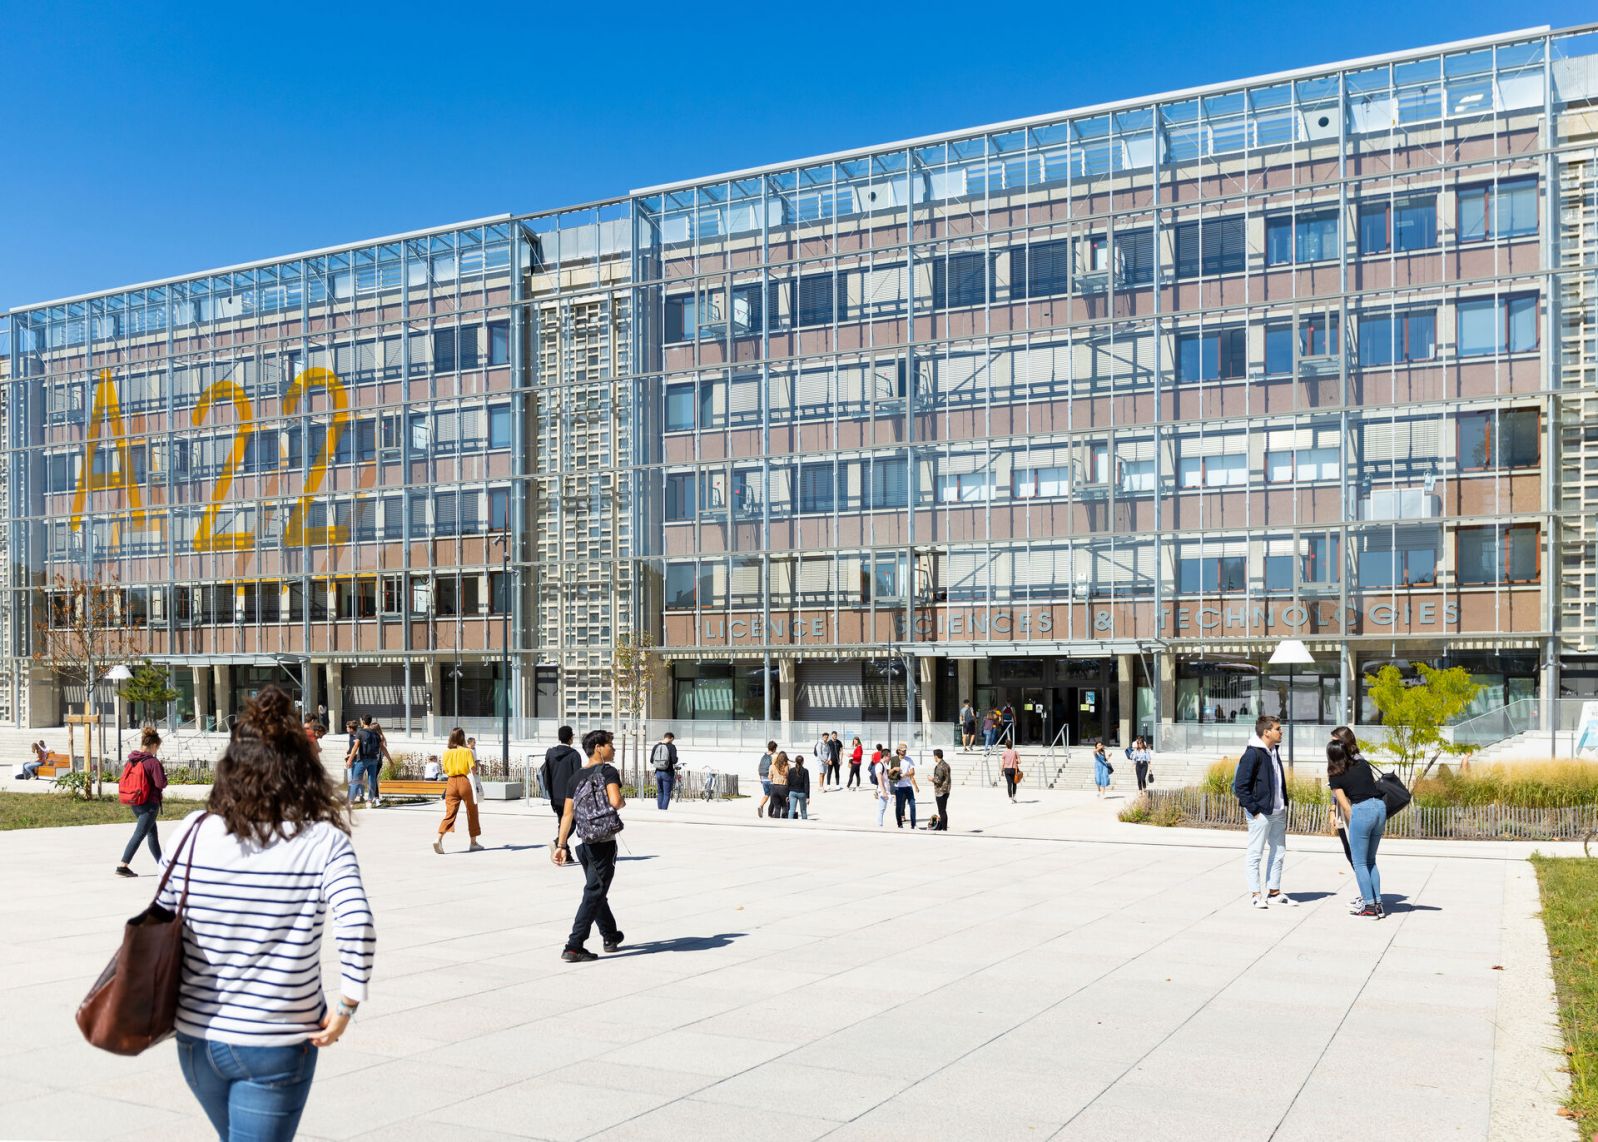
[1,1,1591,311]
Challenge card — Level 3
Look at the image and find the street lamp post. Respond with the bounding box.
[499,534,510,774]
[105,664,134,764]
[1268,639,1316,771]
[449,663,463,725]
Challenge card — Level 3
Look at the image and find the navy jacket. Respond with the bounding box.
[1233,742,1289,816]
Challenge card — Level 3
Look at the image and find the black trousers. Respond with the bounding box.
[567,840,620,950]
[1003,770,1018,798]
[1135,762,1150,791]
[894,786,916,828]
[769,790,789,819]
[825,761,841,786]
[846,763,861,788]
[935,793,949,830]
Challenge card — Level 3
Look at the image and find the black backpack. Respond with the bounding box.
[573,768,624,843]
[356,727,381,760]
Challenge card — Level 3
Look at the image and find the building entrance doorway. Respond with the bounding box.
[974,658,1120,747]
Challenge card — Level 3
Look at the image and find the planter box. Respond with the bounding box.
[479,781,524,800]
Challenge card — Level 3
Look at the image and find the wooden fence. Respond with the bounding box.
[1139,789,1598,842]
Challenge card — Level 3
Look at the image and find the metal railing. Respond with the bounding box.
[1448,698,1597,757]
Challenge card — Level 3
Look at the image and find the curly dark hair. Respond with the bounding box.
[208,685,349,845]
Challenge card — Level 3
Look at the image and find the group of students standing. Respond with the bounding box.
[754,740,952,830]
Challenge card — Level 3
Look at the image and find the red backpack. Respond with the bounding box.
[118,760,150,806]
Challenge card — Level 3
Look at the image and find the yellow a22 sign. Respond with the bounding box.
[70,366,352,552]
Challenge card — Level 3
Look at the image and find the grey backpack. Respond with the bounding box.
[573,768,624,843]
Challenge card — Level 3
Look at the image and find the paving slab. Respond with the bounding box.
[0,785,1577,1141]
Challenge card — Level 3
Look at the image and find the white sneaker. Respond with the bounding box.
[1251,894,1268,909]
[1267,892,1298,907]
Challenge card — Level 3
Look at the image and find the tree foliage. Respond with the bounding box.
[1365,663,1481,781]
[32,572,144,798]
[611,632,657,779]
[121,659,179,726]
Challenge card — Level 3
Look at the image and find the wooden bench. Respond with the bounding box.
[34,752,72,778]
[374,779,447,800]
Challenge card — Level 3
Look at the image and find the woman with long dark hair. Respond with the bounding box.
[768,752,790,822]
[1327,732,1387,919]
[161,685,375,1140]
[1328,726,1368,911]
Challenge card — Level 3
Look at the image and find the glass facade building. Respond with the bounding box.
[6,25,1598,744]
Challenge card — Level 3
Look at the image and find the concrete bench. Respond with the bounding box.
[374,778,524,801]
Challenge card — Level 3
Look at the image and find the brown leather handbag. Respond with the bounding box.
[76,814,206,1055]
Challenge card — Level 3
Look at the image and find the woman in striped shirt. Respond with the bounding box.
[160,684,375,1141]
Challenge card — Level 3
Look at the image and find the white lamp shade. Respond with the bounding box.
[1268,639,1316,666]
[105,665,134,681]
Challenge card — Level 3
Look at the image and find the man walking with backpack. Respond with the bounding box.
[554,729,627,962]
[346,716,390,807]
[540,726,584,847]
[650,732,679,810]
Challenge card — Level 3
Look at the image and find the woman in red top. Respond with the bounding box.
[847,737,864,790]
[115,727,169,877]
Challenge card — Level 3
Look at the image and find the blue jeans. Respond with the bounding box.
[788,792,809,819]
[121,803,162,865]
[176,1032,318,1142]
[1347,798,1387,905]
[1244,809,1287,894]
[655,770,675,808]
[352,759,380,801]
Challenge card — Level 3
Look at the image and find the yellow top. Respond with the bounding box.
[442,747,474,777]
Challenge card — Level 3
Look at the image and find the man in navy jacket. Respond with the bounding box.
[1233,715,1296,909]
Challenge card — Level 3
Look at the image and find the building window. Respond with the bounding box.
[1303,533,1340,584]
[937,472,996,502]
[1177,452,1247,488]
[487,487,510,531]
[664,294,696,343]
[1265,210,1340,266]
[489,571,511,615]
[1119,459,1155,493]
[1014,239,1069,298]
[665,562,697,609]
[1358,309,1436,365]
[1457,294,1538,357]
[1264,555,1295,592]
[1265,447,1339,482]
[1176,327,1247,382]
[1265,315,1340,374]
[796,275,837,326]
[1173,216,1246,279]
[664,382,695,431]
[1457,525,1538,585]
[933,250,990,309]
[488,320,510,366]
[1177,555,1247,593]
[487,404,512,449]
[381,575,403,616]
[432,326,480,372]
[1013,465,1071,499]
[1357,543,1437,588]
[1458,177,1537,242]
[867,458,908,509]
[1458,409,1539,470]
[665,473,696,521]
[1358,196,1437,254]
[798,462,837,513]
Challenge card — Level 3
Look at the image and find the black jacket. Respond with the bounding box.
[541,745,583,806]
[788,764,811,796]
[1233,742,1289,817]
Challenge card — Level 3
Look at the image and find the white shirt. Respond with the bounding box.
[157,811,375,1046]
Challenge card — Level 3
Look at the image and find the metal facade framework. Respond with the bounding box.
[4,26,1598,742]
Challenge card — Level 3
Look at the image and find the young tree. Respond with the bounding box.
[121,659,179,729]
[32,572,144,798]
[611,632,657,787]
[1365,663,1481,781]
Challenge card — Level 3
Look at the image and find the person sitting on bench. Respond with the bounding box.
[15,741,46,780]
[423,755,445,781]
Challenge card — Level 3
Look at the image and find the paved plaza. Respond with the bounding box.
[0,786,1578,1141]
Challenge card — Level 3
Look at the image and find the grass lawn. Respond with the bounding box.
[1532,855,1598,1131]
[0,792,209,831]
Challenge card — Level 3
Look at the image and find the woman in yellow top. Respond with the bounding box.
[433,727,484,854]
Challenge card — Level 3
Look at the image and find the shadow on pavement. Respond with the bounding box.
[610,933,748,957]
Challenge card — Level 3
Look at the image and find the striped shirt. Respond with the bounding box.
[157,810,376,1047]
